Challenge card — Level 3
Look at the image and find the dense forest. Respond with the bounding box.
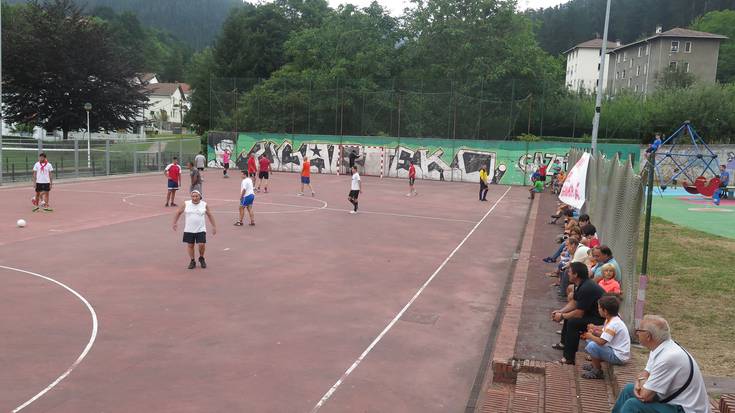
[527,0,735,55]
[4,0,240,49]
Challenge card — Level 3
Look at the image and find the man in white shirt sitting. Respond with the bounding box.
[612,315,710,413]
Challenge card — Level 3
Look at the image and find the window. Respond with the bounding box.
[646,44,650,55]
[643,64,647,75]
[623,51,628,61]
[628,78,632,87]
[617,54,621,63]
[596,79,599,87]
[685,41,692,53]
[615,72,619,80]
[684,62,690,72]
[670,61,678,69]
[634,84,639,92]
[671,41,679,53]
[636,66,640,76]
[598,63,601,71]
[629,60,633,68]
[638,46,642,57]
[622,70,626,79]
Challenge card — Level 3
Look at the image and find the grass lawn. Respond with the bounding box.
[643,216,735,377]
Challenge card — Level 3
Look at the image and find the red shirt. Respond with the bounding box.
[166,163,181,182]
[588,238,600,248]
[259,157,270,172]
[301,160,311,177]
[409,164,416,178]
[539,165,547,177]
[247,156,257,173]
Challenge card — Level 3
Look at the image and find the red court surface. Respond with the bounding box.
[1,170,530,413]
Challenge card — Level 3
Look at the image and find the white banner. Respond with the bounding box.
[558,152,591,209]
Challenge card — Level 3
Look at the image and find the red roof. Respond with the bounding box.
[145,83,181,97]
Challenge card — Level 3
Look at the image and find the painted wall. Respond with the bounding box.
[208,131,640,185]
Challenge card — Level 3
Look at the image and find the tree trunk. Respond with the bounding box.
[63,129,69,140]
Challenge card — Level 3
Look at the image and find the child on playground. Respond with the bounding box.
[164,157,181,207]
[597,263,621,295]
[644,133,663,160]
[235,170,255,226]
[580,295,630,379]
[407,161,417,197]
[222,149,231,178]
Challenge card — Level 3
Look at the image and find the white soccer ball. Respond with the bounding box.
[17,219,27,228]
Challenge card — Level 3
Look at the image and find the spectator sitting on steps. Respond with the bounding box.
[612,315,710,413]
[551,262,605,365]
[580,295,630,380]
[591,245,622,284]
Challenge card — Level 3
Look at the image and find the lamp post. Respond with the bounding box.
[84,102,92,169]
[590,0,612,154]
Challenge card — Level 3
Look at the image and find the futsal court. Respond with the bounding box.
[1,170,530,412]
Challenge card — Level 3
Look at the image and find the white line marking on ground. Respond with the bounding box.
[321,207,477,224]
[1,265,99,413]
[309,185,513,412]
[119,192,329,214]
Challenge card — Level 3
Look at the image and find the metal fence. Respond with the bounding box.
[568,149,645,328]
[208,77,649,143]
[0,136,201,185]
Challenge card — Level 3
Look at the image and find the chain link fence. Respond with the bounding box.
[568,149,645,328]
[0,136,201,185]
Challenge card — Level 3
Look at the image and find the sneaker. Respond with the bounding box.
[43,207,54,212]
[198,257,207,269]
[349,210,357,214]
[234,221,243,226]
[249,222,255,226]
[165,203,169,207]
[171,203,178,207]
[188,260,196,269]
[297,192,304,196]
[582,363,595,371]
[32,206,40,212]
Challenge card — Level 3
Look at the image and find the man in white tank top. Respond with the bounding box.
[173,190,217,269]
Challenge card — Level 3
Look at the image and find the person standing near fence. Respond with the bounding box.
[164,157,181,207]
[32,152,54,212]
[407,161,417,197]
[479,167,489,201]
[348,165,362,214]
[172,190,216,270]
[194,152,206,172]
[298,156,316,196]
[222,149,231,178]
[188,162,202,196]
[247,153,258,178]
[257,154,271,193]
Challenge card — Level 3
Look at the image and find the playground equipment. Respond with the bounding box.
[652,121,720,197]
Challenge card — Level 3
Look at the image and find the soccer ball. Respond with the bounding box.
[17,219,27,228]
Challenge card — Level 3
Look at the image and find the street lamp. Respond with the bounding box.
[84,102,92,169]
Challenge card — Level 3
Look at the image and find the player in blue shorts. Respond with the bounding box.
[235,170,256,226]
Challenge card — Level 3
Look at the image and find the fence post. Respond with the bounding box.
[74,138,79,178]
[157,141,162,171]
[106,139,110,175]
[133,149,138,174]
[179,137,183,161]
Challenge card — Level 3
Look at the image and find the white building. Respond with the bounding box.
[564,38,619,93]
[143,83,187,130]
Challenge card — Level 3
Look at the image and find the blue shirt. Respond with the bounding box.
[651,138,662,150]
[721,170,730,186]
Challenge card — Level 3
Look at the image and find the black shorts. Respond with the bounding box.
[349,190,360,199]
[248,171,256,178]
[35,183,51,192]
[197,167,204,171]
[183,232,206,244]
[539,175,546,182]
[223,163,230,170]
[409,177,415,185]
[259,171,269,179]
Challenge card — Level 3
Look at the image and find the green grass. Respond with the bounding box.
[643,216,735,377]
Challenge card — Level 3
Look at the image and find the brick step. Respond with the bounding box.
[574,353,616,413]
[544,363,578,413]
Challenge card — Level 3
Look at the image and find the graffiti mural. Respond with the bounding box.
[208,132,641,185]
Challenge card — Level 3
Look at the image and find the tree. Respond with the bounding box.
[691,10,735,83]
[185,48,218,134]
[656,67,696,90]
[2,0,149,139]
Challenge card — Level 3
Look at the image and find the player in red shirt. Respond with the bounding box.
[164,157,182,207]
[538,163,548,185]
[247,153,257,178]
[298,156,316,196]
[406,161,417,197]
[256,155,272,193]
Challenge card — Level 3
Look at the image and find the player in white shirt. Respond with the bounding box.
[348,166,362,214]
[172,190,217,269]
[235,170,256,226]
[32,153,54,212]
[581,295,630,379]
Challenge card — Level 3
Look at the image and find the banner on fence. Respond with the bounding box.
[558,152,590,209]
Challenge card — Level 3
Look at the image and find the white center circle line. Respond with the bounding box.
[1,265,99,413]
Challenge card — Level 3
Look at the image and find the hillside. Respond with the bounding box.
[527,0,735,55]
[5,0,241,49]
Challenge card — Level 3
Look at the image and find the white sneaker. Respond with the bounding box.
[297,192,304,196]
[349,210,357,214]
[406,193,411,197]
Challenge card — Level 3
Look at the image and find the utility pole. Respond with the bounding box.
[591,0,612,154]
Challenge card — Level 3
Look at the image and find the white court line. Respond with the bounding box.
[321,207,476,224]
[310,185,513,413]
[0,265,99,413]
[119,192,329,214]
